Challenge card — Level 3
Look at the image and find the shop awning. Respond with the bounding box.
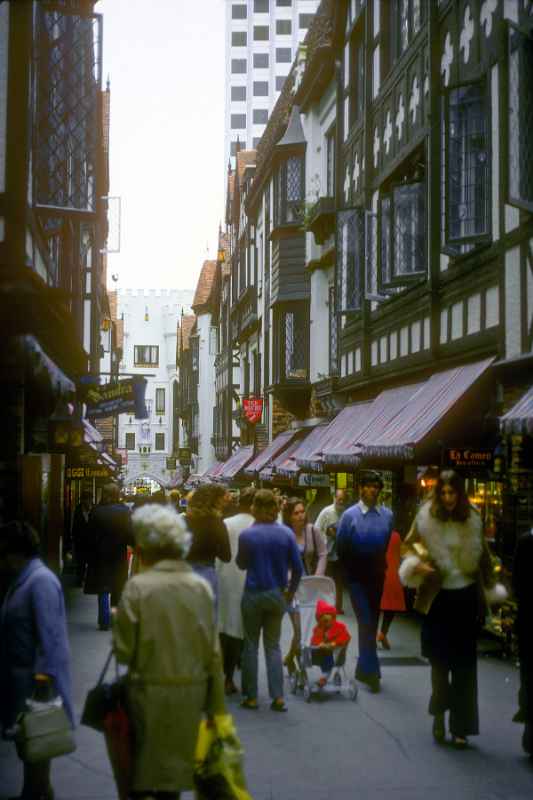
[296,402,374,472]
[83,418,103,446]
[360,357,494,460]
[275,424,330,478]
[217,445,255,482]
[244,430,303,477]
[258,434,311,482]
[202,461,225,481]
[501,385,533,434]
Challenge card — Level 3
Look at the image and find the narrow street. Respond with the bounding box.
[1,584,531,800]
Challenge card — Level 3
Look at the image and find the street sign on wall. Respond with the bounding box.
[446,448,494,470]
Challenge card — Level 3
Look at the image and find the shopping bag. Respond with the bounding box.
[194,713,252,800]
[103,704,133,800]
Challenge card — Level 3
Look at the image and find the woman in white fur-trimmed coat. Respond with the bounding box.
[399,470,506,749]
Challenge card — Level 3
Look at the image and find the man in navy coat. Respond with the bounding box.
[336,471,393,693]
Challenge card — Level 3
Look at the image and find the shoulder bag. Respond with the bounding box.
[81,649,126,732]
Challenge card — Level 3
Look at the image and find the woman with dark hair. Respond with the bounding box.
[236,490,303,711]
[282,497,327,674]
[400,470,506,748]
[185,483,231,604]
[0,520,74,800]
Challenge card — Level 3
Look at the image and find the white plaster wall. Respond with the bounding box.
[0,3,8,194]
[309,268,330,382]
[117,288,193,486]
[505,247,521,357]
[486,285,500,329]
[196,312,217,475]
[467,294,481,335]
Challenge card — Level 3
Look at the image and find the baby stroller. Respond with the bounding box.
[288,575,358,702]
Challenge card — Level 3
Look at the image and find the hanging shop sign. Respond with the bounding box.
[446,448,494,470]
[83,377,148,419]
[66,465,110,480]
[298,473,331,488]
[178,447,191,466]
[243,397,263,424]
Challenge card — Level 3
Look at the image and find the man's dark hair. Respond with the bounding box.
[358,470,384,489]
[238,487,256,512]
[0,520,41,558]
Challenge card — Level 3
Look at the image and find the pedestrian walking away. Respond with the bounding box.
[377,529,406,650]
[0,520,74,800]
[336,471,393,693]
[236,489,303,712]
[281,496,327,676]
[217,487,256,695]
[84,483,134,630]
[399,469,507,748]
[184,483,231,609]
[70,488,93,586]
[512,526,533,758]
[113,503,226,799]
[315,489,348,613]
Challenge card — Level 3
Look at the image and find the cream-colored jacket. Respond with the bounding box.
[113,559,225,794]
[399,502,504,615]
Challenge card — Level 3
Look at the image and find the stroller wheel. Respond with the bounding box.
[347,679,358,701]
[289,673,299,694]
[303,683,312,703]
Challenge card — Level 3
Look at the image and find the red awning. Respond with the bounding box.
[361,357,494,460]
[202,461,225,481]
[501,385,533,434]
[258,434,311,481]
[217,446,255,481]
[276,424,329,477]
[244,430,303,477]
[322,384,421,467]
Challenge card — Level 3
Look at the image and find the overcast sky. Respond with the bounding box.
[97,0,226,292]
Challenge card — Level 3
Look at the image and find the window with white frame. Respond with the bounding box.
[326,128,336,197]
[443,82,490,246]
[125,432,135,450]
[155,432,165,451]
[134,345,159,366]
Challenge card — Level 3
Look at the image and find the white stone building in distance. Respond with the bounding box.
[116,288,194,490]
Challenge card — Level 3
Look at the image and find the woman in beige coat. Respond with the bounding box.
[113,504,225,799]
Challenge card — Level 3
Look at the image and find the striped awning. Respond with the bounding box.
[296,402,374,472]
[322,383,422,467]
[501,385,533,434]
[244,430,302,477]
[361,357,494,460]
[258,433,313,482]
[217,446,255,482]
[202,461,225,481]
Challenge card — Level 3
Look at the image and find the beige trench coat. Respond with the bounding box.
[216,512,254,639]
[113,559,225,794]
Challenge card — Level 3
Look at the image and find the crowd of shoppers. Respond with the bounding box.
[1,467,531,799]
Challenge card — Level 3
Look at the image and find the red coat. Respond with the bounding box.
[311,599,351,647]
[380,530,406,611]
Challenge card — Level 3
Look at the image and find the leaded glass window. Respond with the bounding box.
[337,209,364,312]
[380,182,426,287]
[445,83,490,245]
[274,155,304,225]
[283,308,307,380]
[328,285,339,376]
[508,24,533,211]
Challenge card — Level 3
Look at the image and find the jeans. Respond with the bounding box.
[347,579,383,681]
[97,592,111,628]
[241,588,286,701]
[191,564,218,617]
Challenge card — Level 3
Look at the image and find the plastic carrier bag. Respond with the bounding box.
[194,713,252,800]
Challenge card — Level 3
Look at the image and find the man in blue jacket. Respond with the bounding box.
[336,471,393,693]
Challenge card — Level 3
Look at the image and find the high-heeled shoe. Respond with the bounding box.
[432,714,446,743]
[451,735,468,749]
[377,632,391,650]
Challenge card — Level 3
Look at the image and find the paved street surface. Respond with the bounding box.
[1,584,532,800]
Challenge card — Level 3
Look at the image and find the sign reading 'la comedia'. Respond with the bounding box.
[446,448,494,470]
[84,377,148,420]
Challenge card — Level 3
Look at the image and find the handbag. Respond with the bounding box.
[81,649,126,732]
[194,713,252,800]
[16,698,76,764]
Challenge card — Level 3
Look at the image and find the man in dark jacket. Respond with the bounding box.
[84,483,133,630]
[336,471,393,693]
[70,487,93,585]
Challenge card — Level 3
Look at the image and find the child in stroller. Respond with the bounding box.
[289,576,358,701]
[310,599,351,688]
